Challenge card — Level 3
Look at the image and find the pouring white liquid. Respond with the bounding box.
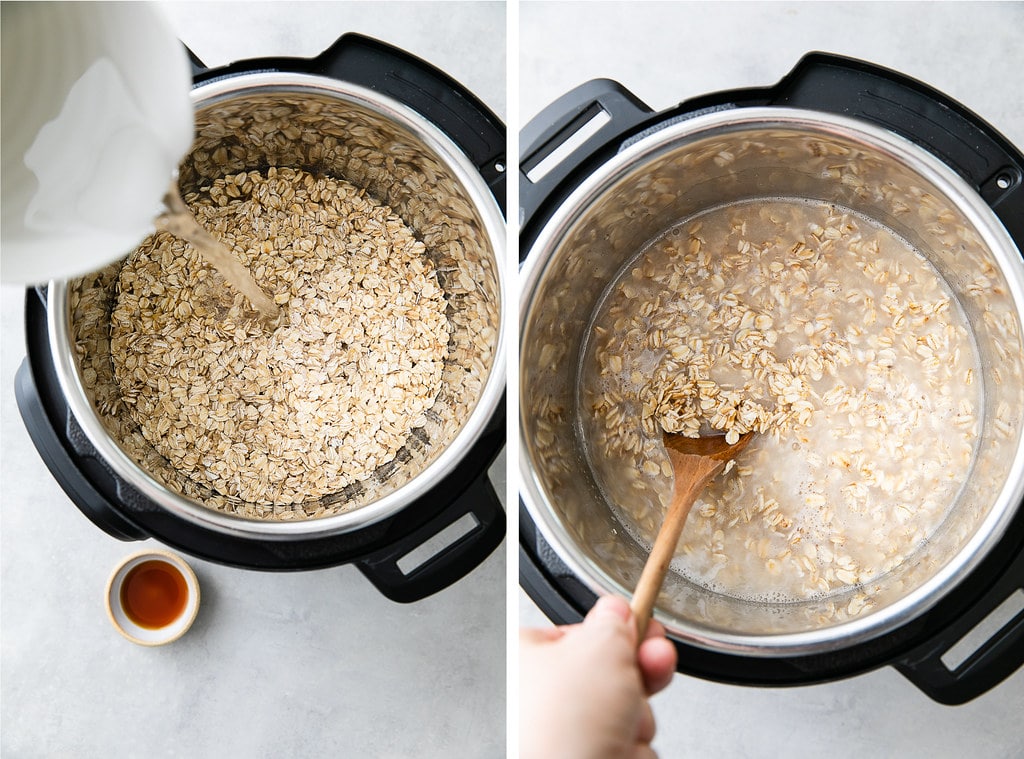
[1,3,194,283]
[156,184,280,320]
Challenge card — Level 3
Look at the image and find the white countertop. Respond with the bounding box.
[1,3,505,757]
[519,3,1024,758]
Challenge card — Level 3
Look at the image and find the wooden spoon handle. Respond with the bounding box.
[631,459,720,641]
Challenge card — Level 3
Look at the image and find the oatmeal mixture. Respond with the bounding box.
[582,199,981,603]
[111,167,450,505]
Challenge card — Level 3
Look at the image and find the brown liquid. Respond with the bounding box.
[120,559,189,629]
[155,183,280,320]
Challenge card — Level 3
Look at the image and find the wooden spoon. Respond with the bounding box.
[631,430,754,640]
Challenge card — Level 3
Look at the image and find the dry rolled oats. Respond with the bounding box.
[110,167,450,506]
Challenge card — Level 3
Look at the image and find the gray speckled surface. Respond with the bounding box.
[519,2,1024,758]
[1,3,505,758]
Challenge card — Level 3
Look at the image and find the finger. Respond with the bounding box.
[634,616,677,694]
[578,596,635,652]
[635,699,656,744]
[584,595,631,625]
[642,617,668,641]
[638,637,677,695]
[519,627,565,646]
[629,743,659,759]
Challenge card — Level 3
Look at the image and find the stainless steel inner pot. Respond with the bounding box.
[48,72,505,539]
[520,108,1024,656]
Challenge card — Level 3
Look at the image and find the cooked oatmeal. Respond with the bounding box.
[581,198,982,603]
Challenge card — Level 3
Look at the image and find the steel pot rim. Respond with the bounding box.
[519,106,1024,656]
[49,71,506,540]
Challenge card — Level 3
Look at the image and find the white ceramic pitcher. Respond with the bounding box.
[1,2,194,284]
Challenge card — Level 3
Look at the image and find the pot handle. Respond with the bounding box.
[309,33,507,212]
[355,469,504,603]
[771,52,1024,242]
[892,543,1024,705]
[519,79,653,242]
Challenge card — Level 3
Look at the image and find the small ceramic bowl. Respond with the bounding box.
[105,550,200,646]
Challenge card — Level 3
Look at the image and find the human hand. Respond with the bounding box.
[520,596,678,759]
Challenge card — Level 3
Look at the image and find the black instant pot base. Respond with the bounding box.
[521,500,1024,701]
[18,284,505,595]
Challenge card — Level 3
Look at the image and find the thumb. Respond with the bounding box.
[585,595,632,625]
[580,596,636,646]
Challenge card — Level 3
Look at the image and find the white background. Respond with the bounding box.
[519,2,1024,758]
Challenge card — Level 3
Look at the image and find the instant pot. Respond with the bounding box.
[16,34,506,603]
[519,53,1023,703]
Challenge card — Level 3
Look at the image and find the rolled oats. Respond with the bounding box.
[110,168,450,506]
[581,199,982,603]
